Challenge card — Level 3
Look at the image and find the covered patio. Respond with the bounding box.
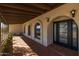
[0,3,79,56]
[13,35,78,56]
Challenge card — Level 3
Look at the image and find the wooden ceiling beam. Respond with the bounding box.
[2,15,32,24]
[46,3,64,8]
[2,14,35,19]
[27,3,52,11]
[0,3,64,24]
[0,4,46,14]
[19,4,48,12]
[0,6,41,15]
[2,13,34,20]
[21,4,48,11]
[1,11,39,17]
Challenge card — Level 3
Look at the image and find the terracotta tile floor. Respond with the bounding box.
[13,35,78,56]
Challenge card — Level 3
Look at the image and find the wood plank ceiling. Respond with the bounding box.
[0,3,64,24]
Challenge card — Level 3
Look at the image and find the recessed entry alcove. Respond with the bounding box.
[47,16,78,50]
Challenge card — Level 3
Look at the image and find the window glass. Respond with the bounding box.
[35,23,41,39]
[59,22,68,44]
[72,22,77,48]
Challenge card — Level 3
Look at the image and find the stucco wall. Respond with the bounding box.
[9,24,23,35]
[22,3,79,51]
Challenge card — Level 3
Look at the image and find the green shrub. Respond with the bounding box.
[1,33,13,55]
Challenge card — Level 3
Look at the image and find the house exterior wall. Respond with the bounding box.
[8,4,79,51]
[9,24,23,35]
[22,3,79,51]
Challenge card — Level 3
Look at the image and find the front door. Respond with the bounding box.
[53,20,78,50]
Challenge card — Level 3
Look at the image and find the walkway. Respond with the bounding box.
[13,35,78,56]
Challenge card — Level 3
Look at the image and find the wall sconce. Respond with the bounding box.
[46,17,50,22]
[71,9,76,17]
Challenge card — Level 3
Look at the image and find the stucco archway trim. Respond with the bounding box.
[33,20,43,45]
[47,16,78,49]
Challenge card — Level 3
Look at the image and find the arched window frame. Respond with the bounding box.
[28,25,31,36]
[35,23,41,39]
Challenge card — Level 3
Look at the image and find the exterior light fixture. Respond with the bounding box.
[71,9,76,17]
[46,17,50,22]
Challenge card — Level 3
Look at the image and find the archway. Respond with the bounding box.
[34,20,43,45]
[47,16,78,50]
[34,23,41,39]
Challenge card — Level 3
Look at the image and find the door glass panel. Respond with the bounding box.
[54,20,78,50]
[59,22,68,44]
[72,22,77,48]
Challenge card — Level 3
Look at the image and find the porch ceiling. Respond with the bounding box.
[0,3,64,24]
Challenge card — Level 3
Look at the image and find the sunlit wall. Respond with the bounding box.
[1,22,9,43]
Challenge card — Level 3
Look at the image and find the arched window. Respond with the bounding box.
[35,23,41,39]
[28,25,31,36]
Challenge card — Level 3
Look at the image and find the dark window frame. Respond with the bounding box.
[53,19,78,50]
[28,25,31,36]
[35,23,41,39]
